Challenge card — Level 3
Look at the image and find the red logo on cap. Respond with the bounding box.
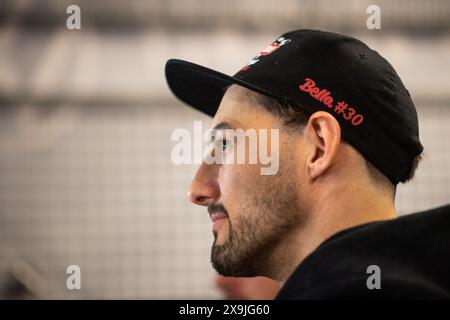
[241,37,291,71]
[299,78,364,126]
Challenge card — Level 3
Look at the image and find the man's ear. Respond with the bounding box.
[303,111,341,180]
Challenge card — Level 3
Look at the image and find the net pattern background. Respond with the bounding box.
[0,0,448,299]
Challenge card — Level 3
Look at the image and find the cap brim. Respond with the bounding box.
[165,59,279,117]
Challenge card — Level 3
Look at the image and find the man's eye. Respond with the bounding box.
[217,139,232,150]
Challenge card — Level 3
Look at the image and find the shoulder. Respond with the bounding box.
[277,204,450,299]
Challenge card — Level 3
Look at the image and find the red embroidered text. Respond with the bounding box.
[299,78,364,126]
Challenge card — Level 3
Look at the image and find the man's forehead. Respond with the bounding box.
[224,84,252,97]
[211,85,259,129]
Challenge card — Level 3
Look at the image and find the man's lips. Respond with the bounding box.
[208,204,229,232]
[211,212,228,232]
[210,212,228,223]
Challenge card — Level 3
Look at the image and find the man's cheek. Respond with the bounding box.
[219,165,248,206]
[220,163,258,193]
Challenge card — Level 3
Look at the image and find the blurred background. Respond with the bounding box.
[0,0,449,298]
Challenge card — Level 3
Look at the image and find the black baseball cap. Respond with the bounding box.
[165,29,423,185]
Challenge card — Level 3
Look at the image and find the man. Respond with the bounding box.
[165,30,450,299]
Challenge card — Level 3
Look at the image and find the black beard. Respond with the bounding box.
[210,205,297,278]
[210,154,300,278]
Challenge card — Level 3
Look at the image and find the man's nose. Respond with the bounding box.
[188,163,220,206]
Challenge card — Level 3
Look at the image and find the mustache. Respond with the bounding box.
[207,203,229,217]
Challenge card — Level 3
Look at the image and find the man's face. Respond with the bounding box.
[188,85,302,278]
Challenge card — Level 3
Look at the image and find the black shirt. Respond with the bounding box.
[276,204,450,299]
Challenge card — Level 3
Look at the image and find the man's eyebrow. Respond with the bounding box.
[208,122,234,142]
[211,121,233,131]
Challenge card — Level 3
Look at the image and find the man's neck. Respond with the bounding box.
[270,185,397,282]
